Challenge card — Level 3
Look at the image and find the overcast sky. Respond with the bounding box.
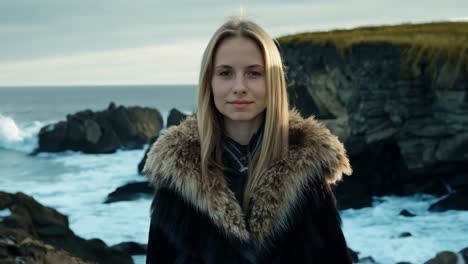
[1,0,467,86]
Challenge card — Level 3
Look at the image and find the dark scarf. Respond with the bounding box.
[221,120,265,204]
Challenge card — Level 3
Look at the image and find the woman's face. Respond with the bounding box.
[211,36,267,126]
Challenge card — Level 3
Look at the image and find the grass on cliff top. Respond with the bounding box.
[277,21,468,74]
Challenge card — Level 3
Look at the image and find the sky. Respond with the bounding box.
[0,0,467,86]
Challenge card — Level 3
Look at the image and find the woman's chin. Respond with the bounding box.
[224,112,264,123]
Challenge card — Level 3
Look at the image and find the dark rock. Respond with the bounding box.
[0,233,92,264]
[2,192,69,231]
[35,102,163,154]
[429,189,468,212]
[167,108,188,127]
[348,248,359,262]
[36,121,69,153]
[104,181,153,203]
[284,43,342,120]
[398,232,412,238]
[111,241,147,255]
[0,192,13,208]
[400,209,417,217]
[336,139,410,209]
[108,102,117,111]
[460,247,468,262]
[138,134,160,175]
[445,172,468,190]
[288,82,336,119]
[0,191,133,264]
[358,256,377,263]
[424,251,458,264]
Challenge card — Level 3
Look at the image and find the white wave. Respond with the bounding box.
[0,113,44,152]
[341,194,468,264]
[0,114,22,141]
[1,148,151,246]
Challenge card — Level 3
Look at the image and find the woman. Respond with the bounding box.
[143,17,353,263]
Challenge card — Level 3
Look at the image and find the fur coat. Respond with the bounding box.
[143,110,353,264]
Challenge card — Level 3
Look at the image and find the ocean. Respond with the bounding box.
[0,85,467,264]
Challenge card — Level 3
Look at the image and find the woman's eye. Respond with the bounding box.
[219,71,232,77]
[248,71,262,77]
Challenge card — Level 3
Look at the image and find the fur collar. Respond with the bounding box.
[143,110,352,245]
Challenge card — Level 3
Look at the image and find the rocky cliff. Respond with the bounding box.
[278,22,468,208]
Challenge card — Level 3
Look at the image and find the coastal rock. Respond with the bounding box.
[279,39,468,209]
[429,189,468,212]
[104,181,153,203]
[460,247,468,262]
[137,109,190,175]
[424,251,459,264]
[398,232,412,238]
[348,248,359,262]
[400,209,417,217]
[0,191,133,264]
[356,256,378,263]
[423,247,468,263]
[167,108,189,128]
[111,241,147,255]
[138,134,160,175]
[0,233,92,264]
[35,102,163,154]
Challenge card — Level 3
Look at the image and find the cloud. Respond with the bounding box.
[0,41,207,85]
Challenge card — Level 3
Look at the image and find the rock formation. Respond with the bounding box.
[35,102,163,154]
[0,191,133,264]
[278,23,468,209]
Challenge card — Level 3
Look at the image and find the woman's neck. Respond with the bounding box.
[224,115,264,146]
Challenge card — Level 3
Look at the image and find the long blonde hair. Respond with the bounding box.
[197,17,289,211]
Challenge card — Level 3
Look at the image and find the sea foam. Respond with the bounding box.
[0,113,44,152]
[342,195,468,263]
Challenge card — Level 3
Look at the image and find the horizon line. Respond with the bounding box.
[0,83,199,88]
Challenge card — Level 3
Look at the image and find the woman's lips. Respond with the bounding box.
[228,101,253,109]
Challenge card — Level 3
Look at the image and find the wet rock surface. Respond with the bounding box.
[279,42,468,209]
[36,102,163,154]
[0,191,133,264]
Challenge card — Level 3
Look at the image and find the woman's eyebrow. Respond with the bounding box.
[215,65,232,69]
[215,64,264,69]
[246,64,264,69]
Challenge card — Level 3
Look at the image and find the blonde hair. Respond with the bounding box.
[197,17,289,211]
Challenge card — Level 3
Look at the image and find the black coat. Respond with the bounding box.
[143,110,353,263]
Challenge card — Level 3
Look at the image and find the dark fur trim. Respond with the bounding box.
[143,109,352,245]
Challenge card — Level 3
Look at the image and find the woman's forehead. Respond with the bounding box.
[213,36,264,67]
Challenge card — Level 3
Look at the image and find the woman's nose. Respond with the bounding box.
[233,75,247,94]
